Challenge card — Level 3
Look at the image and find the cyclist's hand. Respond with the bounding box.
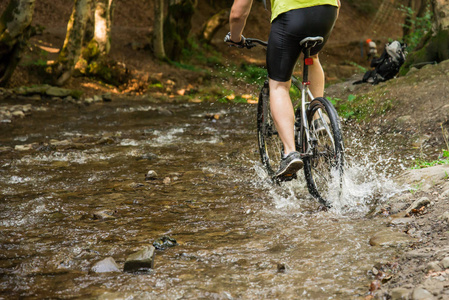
[224,32,246,48]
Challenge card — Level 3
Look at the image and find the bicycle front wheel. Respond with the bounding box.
[303,97,344,207]
[257,80,282,177]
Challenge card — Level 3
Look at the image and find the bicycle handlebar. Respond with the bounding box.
[226,37,267,49]
[244,38,268,49]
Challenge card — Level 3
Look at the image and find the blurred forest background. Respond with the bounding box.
[0,0,447,100]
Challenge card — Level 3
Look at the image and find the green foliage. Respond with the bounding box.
[70,89,83,99]
[79,58,130,87]
[412,157,449,169]
[289,84,301,101]
[149,82,163,89]
[347,61,367,73]
[443,150,449,158]
[181,37,223,68]
[412,124,449,169]
[21,49,48,67]
[233,96,250,104]
[198,85,235,103]
[327,94,394,121]
[170,60,201,71]
[235,64,267,86]
[409,182,423,194]
[399,4,433,51]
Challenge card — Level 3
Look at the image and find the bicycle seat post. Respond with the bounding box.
[299,36,323,87]
[302,47,312,86]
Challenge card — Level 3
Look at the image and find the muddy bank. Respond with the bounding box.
[324,60,449,299]
[362,164,449,299]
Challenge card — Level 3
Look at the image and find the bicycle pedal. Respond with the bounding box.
[274,173,298,182]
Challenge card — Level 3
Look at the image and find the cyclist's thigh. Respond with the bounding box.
[267,5,338,81]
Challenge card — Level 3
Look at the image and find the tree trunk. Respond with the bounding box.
[53,0,92,86]
[163,0,197,61]
[431,0,449,30]
[153,0,166,60]
[402,0,426,38]
[82,0,114,62]
[0,0,35,87]
[400,0,449,74]
[93,0,113,55]
[200,8,229,43]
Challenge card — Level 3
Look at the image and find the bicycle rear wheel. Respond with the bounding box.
[257,80,282,177]
[303,97,344,207]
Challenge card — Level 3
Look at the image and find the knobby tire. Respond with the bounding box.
[302,97,344,207]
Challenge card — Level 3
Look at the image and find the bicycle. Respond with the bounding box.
[242,36,345,208]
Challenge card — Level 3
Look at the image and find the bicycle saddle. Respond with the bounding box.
[300,36,324,48]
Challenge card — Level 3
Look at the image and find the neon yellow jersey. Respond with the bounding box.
[270,0,339,22]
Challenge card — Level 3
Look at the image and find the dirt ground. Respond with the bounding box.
[326,62,449,299]
[2,0,449,298]
[1,0,404,96]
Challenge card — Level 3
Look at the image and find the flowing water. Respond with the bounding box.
[0,98,415,299]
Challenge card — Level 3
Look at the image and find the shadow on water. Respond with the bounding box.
[0,98,413,299]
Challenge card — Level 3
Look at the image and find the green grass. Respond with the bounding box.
[235,64,267,86]
[412,151,449,169]
[347,61,367,73]
[326,94,395,121]
[21,50,49,67]
[181,38,223,68]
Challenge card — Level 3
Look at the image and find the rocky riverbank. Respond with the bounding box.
[364,164,449,299]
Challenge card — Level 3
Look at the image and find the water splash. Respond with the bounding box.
[152,128,186,145]
[252,132,408,214]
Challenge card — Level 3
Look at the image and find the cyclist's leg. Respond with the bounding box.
[309,53,329,124]
[268,78,295,156]
[308,54,324,98]
[267,5,337,155]
[267,12,301,159]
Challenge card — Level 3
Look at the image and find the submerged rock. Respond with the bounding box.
[102,93,112,102]
[163,177,171,185]
[153,236,178,250]
[46,86,74,97]
[145,170,158,180]
[156,107,173,116]
[369,229,415,247]
[389,217,414,226]
[123,245,155,272]
[93,209,116,220]
[91,257,121,273]
[276,263,286,273]
[11,110,25,118]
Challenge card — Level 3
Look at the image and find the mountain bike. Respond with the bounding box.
[244,36,345,208]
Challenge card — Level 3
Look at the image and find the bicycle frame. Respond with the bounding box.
[292,47,336,157]
[291,75,314,157]
[244,37,334,158]
[246,37,344,205]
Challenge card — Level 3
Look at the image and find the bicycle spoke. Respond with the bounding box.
[303,97,344,207]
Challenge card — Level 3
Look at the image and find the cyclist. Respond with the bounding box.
[225,0,340,180]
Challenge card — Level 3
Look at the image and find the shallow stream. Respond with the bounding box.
[0,98,416,299]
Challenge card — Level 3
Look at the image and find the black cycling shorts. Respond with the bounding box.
[267,5,338,82]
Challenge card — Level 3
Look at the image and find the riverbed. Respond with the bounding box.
[0,98,415,299]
